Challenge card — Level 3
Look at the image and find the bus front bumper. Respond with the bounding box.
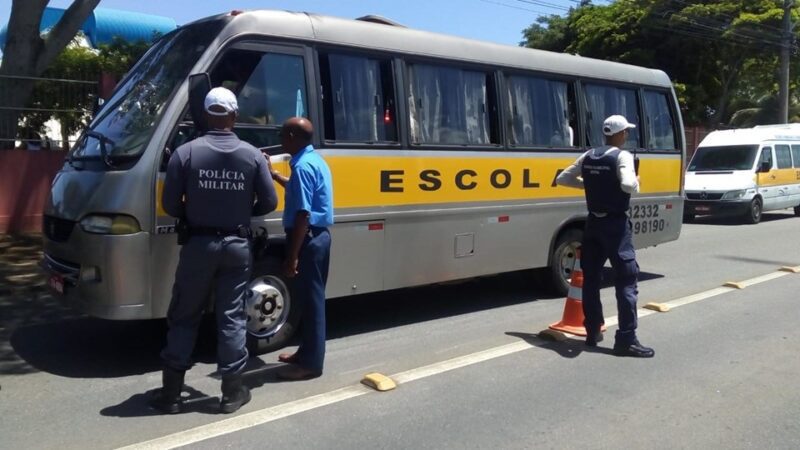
[41,228,152,320]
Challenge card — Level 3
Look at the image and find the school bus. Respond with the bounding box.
[41,10,685,352]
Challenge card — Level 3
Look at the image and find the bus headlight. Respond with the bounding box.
[722,190,746,200]
[80,214,141,234]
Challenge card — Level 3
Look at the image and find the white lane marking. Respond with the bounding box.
[118,268,797,450]
[118,386,370,450]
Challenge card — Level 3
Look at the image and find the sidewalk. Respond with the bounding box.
[0,234,80,374]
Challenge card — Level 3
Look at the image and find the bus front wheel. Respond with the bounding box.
[545,228,583,297]
[245,260,302,355]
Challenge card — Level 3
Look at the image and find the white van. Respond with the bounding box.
[684,124,800,224]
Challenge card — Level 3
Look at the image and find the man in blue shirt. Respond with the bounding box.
[268,117,334,380]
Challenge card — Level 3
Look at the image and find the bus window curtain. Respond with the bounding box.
[329,54,382,141]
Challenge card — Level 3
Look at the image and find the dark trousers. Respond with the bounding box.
[580,215,639,345]
[161,235,251,376]
[292,227,331,373]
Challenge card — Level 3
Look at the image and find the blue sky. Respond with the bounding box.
[0,0,583,46]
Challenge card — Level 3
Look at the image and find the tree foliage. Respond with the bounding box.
[521,0,800,127]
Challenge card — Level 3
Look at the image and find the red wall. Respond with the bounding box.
[0,150,65,233]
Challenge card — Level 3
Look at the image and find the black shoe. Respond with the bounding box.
[220,373,251,414]
[585,330,604,347]
[148,367,185,414]
[613,340,655,358]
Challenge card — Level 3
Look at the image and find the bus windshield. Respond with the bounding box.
[687,145,759,172]
[69,19,225,164]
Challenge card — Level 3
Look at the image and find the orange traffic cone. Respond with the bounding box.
[548,248,603,336]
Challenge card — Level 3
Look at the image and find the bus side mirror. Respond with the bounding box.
[758,161,771,173]
[188,73,211,134]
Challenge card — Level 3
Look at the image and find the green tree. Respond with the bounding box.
[0,0,101,148]
[520,0,800,127]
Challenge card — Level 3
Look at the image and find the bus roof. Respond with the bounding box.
[699,124,800,147]
[207,9,673,88]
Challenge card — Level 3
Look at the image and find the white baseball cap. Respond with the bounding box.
[204,87,238,116]
[602,115,636,136]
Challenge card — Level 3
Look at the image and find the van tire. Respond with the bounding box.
[545,228,583,297]
[744,197,762,224]
[794,205,800,216]
[245,259,302,355]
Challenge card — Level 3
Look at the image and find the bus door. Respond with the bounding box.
[755,146,777,209]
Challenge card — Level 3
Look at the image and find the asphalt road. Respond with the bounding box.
[2,211,800,449]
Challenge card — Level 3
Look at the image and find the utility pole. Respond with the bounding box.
[778,0,795,124]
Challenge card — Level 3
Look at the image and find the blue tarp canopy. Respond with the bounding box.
[0,7,177,49]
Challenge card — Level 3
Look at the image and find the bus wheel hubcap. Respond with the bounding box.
[246,276,288,338]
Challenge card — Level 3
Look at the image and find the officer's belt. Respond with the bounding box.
[589,211,628,218]
[189,226,251,238]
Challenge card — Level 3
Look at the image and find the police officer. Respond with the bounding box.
[150,87,278,414]
[267,117,334,380]
[555,115,654,358]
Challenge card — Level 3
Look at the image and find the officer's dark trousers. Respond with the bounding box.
[292,227,331,373]
[580,215,639,345]
[161,235,251,376]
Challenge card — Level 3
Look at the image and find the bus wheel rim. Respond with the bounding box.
[246,275,289,339]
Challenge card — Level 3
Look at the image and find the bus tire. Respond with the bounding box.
[546,228,583,297]
[794,205,800,216]
[245,259,302,355]
[744,197,762,224]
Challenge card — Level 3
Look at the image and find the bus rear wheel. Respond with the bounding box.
[794,205,800,216]
[245,260,302,355]
[545,228,583,297]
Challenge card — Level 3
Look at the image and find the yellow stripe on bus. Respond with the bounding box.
[757,168,800,187]
[156,155,682,216]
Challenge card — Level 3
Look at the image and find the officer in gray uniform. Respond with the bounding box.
[150,87,278,414]
[556,115,654,358]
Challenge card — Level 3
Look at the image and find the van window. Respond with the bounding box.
[759,147,773,170]
[583,84,641,150]
[210,49,308,148]
[506,75,576,147]
[643,90,677,151]
[792,145,800,168]
[776,145,792,169]
[687,145,758,172]
[319,53,397,143]
[408,63,496,145]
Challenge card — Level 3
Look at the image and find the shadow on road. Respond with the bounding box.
[685,211,796,226]
[505,331,616,358]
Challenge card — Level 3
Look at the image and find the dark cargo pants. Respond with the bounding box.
[161,235,251,375]
[580,215,639,346]
[291,227,331,373]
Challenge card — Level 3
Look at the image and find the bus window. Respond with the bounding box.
[209,49,308,149]
[792,145,800,168]
[506,75,576,148]
[407,63,495,146]
[776,145,792,168]
[319,53,397,143]
[584,84,641,150]
[643,90,677,151]
[759,147,773,170]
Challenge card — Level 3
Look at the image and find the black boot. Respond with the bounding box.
[149,367,185,414]
[220,373,251,414]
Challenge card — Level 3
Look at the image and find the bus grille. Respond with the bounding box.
[43,215,76,242]
[686,192,724,201]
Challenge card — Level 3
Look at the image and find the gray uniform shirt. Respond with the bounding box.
[162,131,278,229]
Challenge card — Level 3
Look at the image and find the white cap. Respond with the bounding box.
[204,87,238,116]
[602,115,636,136]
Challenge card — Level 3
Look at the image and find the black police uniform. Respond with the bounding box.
[580,147,640,347]
[155,130,277,413]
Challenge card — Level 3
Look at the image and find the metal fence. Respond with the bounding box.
[0,75,98,150]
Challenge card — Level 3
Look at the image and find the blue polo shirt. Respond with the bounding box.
[282,145,334,229]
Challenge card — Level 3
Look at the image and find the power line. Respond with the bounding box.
[479,0,554,16]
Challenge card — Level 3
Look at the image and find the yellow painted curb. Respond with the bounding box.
[723,281,745,289]
[538,329,568,342]
[643,302,670,312]
[779,266,800,273]
[361,373,397,392]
